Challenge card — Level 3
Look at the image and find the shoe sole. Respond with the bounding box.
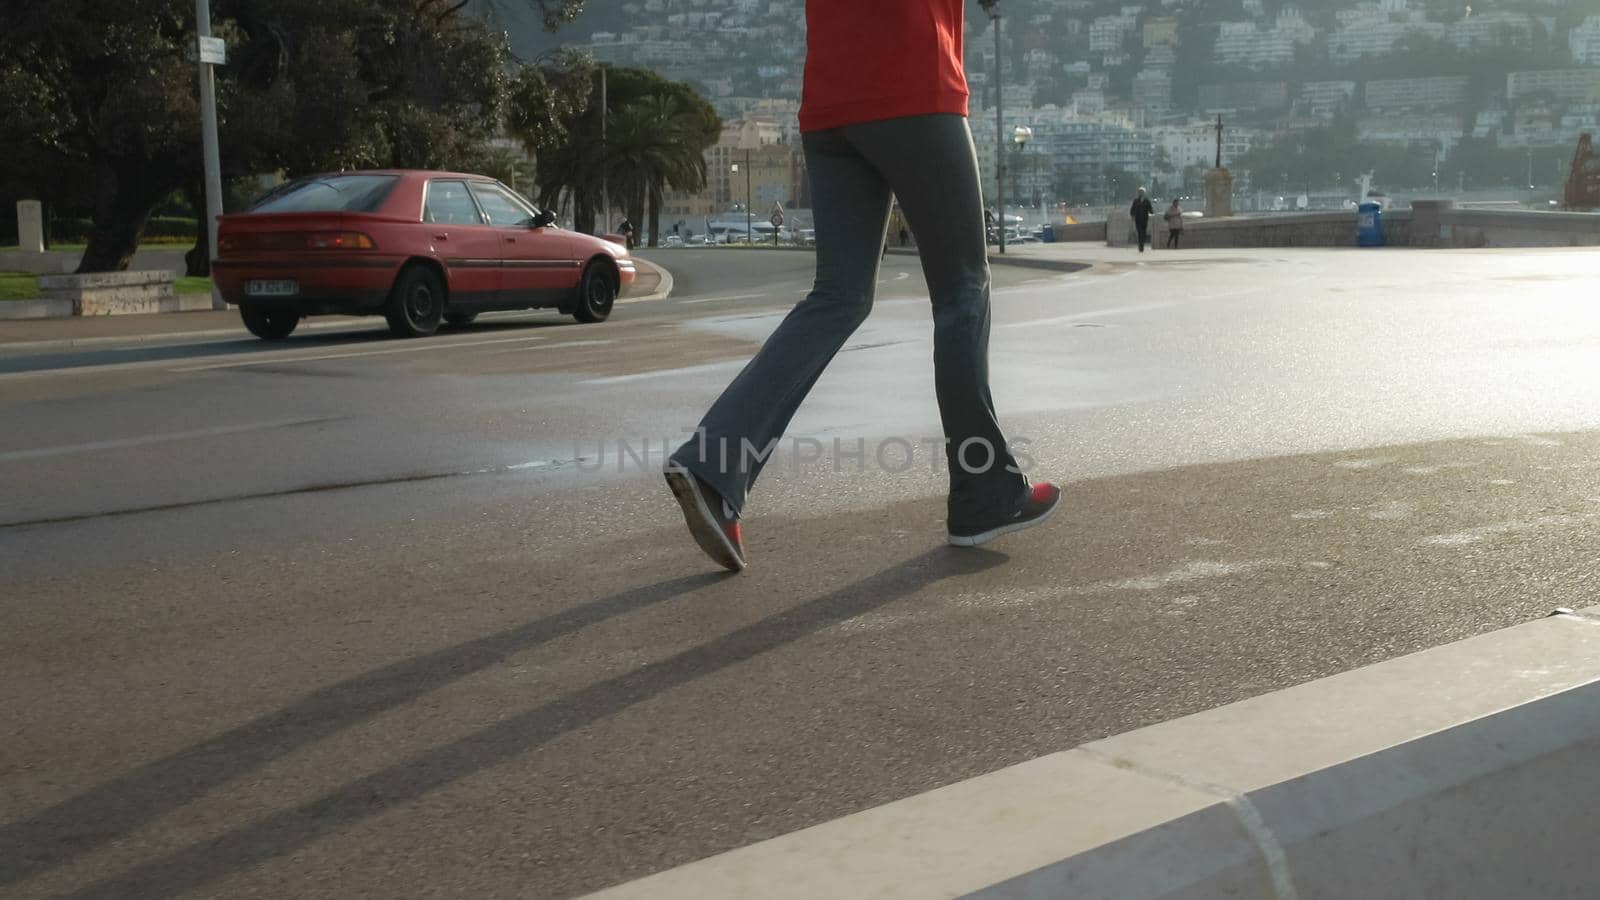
[948,491,1062,548]
[665,466,746,572]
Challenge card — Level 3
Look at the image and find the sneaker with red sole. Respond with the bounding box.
[948,482,1062,547]
[664,461,747,572]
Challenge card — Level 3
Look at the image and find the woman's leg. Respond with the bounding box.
[669,130,893,513]
[844,114,1030,533]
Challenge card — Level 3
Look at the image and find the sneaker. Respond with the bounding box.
[664,461,747,571]
[948,482,1062,548]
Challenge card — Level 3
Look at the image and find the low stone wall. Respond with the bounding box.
[1053,221,1109,243]
[36,270,206,316]
[1107,203,1597,251]
[1431,205,1600,248]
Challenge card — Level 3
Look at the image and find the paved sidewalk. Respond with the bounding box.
[0,259,667,350]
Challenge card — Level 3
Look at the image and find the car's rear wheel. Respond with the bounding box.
[386,265,445,338]
[240,305,300,341]
[443,311,478,327]
[572,261,617,323]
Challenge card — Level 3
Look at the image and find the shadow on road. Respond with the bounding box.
[0,570,728,890]
[18,547,1003,899]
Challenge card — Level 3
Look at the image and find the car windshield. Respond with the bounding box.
[249,174,400,213]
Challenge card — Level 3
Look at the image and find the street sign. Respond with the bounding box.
[769,211,784,228]
[198,36,226,65]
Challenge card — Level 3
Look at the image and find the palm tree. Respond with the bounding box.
[528,67,718,242]
[604,92,715,247]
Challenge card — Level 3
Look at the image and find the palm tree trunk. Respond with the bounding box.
[627,188,645,243]
[646,181,663,248]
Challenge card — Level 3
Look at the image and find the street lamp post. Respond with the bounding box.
[1013,125,1032,234]
[195,0,225,309]
[985,2,1006,254]
[730,153,753,243]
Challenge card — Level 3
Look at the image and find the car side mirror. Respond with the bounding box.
[531,209,557,229]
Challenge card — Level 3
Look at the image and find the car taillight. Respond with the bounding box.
[305,232,375,250]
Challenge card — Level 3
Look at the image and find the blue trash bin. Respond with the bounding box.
[1041,224,1056,243]
[1357,202,1384,247]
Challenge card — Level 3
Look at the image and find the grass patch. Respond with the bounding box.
[1,244,88,253]
[0,271,39,301]
[175,276,213,295]
[0,271,211,300]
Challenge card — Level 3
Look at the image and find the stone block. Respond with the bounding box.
[16,200,44,253]
[37,270,178,316]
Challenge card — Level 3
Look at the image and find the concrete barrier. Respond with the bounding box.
[1054,221,1109,243]
[35,270,209,316]
[1124,203,1598,251]
[586,606,1600,900]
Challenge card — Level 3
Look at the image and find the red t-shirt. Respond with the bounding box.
[799,0,970,133]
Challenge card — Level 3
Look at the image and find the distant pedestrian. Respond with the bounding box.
[663,0,1060,571]
[617,218,636,250]
[1130,187,1153,253]
[899,225,911,247]
[1164,199,1184,249]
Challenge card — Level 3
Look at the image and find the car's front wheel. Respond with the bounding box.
[386,265,445,338]
[572,261,617,324]
[240,305,300,341]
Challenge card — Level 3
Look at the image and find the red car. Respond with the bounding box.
[213,170,636,340]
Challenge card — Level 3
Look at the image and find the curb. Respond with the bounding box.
[586,604,1600,899]
[618,257,674,304]
[0,298,74,320]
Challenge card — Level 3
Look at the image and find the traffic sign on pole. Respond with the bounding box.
[198,36,226,65]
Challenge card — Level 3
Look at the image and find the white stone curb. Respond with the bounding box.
[586,605,1600,899]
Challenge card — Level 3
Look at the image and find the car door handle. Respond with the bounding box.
[434,233,449,240]
[503,236,517,243]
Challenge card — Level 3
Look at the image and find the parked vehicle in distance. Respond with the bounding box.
[214,170,636,340]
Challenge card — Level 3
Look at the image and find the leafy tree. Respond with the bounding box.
[0,0,586,273]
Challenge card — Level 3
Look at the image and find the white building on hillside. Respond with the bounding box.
[1572,16,1600,65]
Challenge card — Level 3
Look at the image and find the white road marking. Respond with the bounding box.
[0,417,332,464]
[1334,457,1392,470]
[1367,500,1415,520]
[488,339,614,355]
[680,293,769,305]
[1423,513,1589,546]
[996,301,1172,330]
[170,334,552,372]
[1071,559,1288,593]
[581,359,747,386]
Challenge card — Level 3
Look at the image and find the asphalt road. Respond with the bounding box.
[3,247,1600,899]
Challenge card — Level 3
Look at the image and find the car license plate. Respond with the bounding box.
[246,279,298,297]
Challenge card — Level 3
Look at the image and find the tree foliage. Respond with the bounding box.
[0,0,587,272]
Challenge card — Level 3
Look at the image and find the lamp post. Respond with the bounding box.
[195,0,225,308]
[1013,125,1032,231]
[983,1,1006,254]
[733,150,753,241]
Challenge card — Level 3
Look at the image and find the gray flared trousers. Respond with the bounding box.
[670,113,1029,533]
